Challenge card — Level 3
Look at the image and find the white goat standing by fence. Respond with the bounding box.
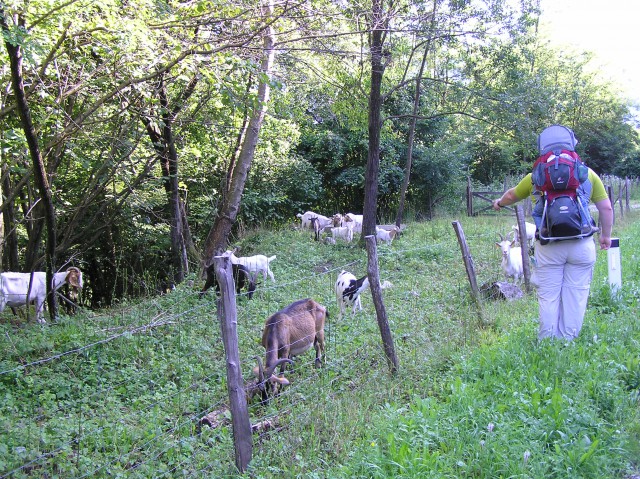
[495,234,523,283]
[222,250,276,283]
[512,222,536,251]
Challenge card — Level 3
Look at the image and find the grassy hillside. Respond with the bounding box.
[1,211,638,478]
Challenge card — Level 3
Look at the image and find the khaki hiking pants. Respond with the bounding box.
[531,238,596,340]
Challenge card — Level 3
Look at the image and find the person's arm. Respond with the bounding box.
[492,188,520,211]
[595,198,613,250]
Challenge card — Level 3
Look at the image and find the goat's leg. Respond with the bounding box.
[314,333,325,368]
[36,299,46,324]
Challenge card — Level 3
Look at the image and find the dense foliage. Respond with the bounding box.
[0,0,638,306]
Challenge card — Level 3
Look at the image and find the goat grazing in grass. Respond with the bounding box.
[199,263,256,299]
[252,298,328,401]
[335,270,369,319]
[0,267,83,323]
[496,233,523,283]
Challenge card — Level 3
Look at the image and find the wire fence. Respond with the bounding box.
[0,227,517,478]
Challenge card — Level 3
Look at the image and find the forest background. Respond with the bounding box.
[1,0,639,311]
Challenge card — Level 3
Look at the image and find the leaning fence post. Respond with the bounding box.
[364,235,398,374]
[515,206,532,293]
[213,255,252,473]
[452,221,485,323]
[452,221,479,299]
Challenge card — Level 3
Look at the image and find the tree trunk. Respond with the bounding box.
[362,0,386,240]
[396,0,437,227]
[142,74,200,283]
[1,9,58,320]
[1,165,20,270]
[203,0,276,263]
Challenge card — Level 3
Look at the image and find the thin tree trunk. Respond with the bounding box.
[362,0,387,240]
[396,0,437,227]
[1,165,19,270]
[225,74,253,196]
[1,8,58,319]
[203,0,275,262]
[142,73,200,283]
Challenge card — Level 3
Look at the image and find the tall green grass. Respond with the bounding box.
[327,217,640,479]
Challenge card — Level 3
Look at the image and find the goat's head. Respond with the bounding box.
[251,356,292,402]
[332,214,343,227]
[65,267,83,300]
[495,233,515,258]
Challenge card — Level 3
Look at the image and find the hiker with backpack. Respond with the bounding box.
[492,125,613,341]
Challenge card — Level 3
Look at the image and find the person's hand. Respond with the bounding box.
[492,199,503,211]
[599,235,611,250]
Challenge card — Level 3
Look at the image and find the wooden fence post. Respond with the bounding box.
[214,255,252,473]
[467,177,473,217]
[625,177,631,213]
[365,235,398,374]
[617,178,624,219]
[607,185,615,226]
[452,221,479,298]
[515,206,531,293]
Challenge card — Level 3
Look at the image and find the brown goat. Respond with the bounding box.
[253,298,328,401]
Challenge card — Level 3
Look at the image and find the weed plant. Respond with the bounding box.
[0,210,638,478]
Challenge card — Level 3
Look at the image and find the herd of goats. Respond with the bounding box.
[198,210,390,402]
[0,211,533,402]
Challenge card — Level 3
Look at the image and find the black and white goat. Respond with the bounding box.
[252,298,328,401]
[335,270,369,319]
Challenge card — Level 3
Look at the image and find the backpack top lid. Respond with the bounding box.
[537,124,578,155]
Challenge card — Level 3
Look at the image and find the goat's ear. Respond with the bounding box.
[495,242,501,247]
[270,375,289,386]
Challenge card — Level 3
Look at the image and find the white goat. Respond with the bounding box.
[344,213,363,233]
[375,226,399,245]
[335,270,370,319]
[296,211,332,230]
[512,222,536,250]
[0,267,83,323]
[222,250,276,283]
[496,234,523,283]
[331,223,354,243]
